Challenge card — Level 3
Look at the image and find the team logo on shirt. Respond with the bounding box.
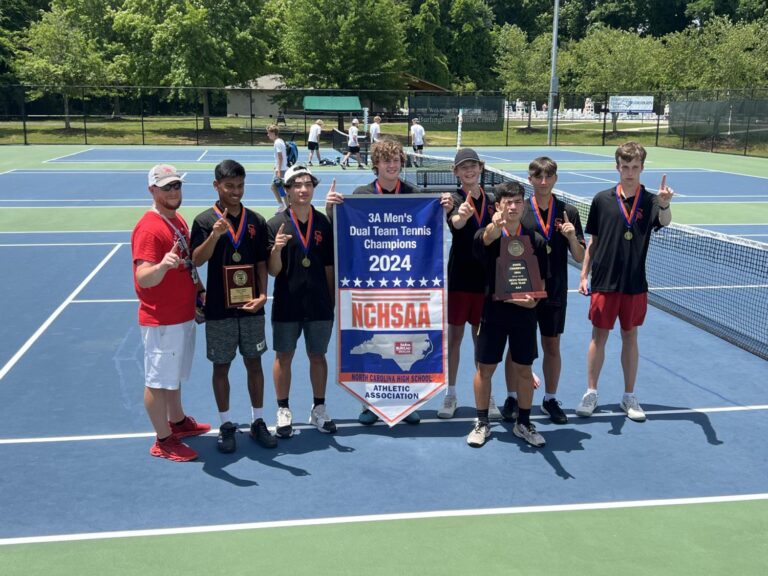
[314,230,324,245]
[248,224,256,238]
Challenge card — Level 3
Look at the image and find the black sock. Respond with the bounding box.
[158,434,171,442]
[277,398,290,409]
[476,409,489,423]
[313,397,325,407]
[172,416,187,426]
[517,408,531,425]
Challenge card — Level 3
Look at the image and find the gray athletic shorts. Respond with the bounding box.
[273,320,333,355]
[205,315,267,364]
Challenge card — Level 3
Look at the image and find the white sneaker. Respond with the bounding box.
[276,406,293,438]
[620,395,646,422]
[575,390,599,417]
[437,394,457,419]
[488,396,502,421]
[309,404,337,433]
[513,422,546,447]
[467,420,490,448]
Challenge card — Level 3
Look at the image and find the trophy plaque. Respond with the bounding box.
[223,264,255,308]
[493,235,547,301]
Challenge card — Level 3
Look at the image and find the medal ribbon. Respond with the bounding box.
[530,195,555,241]
[615,185,642,230]
[374,179,401,195]
[501,224,522,237]
[213,203,246,251]
[463,187,487,227]
[152,208,200,284]
[288,207,313,257]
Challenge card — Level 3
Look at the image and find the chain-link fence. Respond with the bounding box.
[1,85,766,157]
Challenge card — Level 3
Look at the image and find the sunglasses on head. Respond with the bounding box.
[158,181,182,191]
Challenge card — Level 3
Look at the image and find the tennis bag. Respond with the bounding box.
[286,141,299,166]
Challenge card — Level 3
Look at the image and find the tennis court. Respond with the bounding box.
[1,145,767,575]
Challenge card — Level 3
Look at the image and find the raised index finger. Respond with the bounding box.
[660,174,667,192]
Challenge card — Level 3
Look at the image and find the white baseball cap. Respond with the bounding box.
[284,164,320,187]
[148,164,185,187]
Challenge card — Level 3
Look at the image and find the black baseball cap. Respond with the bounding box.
[453,148,482,167]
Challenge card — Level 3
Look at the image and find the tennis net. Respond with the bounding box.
[404,152,768,360]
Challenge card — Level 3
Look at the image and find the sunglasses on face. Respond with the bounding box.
[158,182,182,192]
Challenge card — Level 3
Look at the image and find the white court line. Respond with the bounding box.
[703,168,768,180]
[652,285,768,291]
[42,148,95,163]
[1,492,766,546]
[0,169,15,176]
[0,244,122,381]
[2,404,766,446]
[196,149,209,161]
[563,171,614,183]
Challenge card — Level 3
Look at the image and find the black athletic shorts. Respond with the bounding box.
[536,300,566,337]
[475,317,538,366]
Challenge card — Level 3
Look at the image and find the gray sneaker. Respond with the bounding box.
[276,407,293,438]
[488,396,502,421]
[575,391,599,417]
[437,394,457,419]
[309,404,337,433]
[467,420,491,448]
[620,395,646,422]
[513,422,546,447]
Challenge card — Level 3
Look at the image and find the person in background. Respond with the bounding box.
[307,119,324,166]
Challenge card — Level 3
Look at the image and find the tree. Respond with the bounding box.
[276,0,409,89]
[446,0,497,89]
[494,25,552,98]
[13,2,108,128]
[113,0,267,129]
[406,0,452,88]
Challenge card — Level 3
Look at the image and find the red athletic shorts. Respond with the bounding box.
[448,291,484,326]
[589,291,648,331]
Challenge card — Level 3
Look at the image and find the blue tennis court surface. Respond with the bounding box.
[47,147,277,164]
[0,239,766,541]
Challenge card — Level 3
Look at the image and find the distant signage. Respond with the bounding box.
[608,95,654,113]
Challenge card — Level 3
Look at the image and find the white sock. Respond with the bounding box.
[508,392,518,399]
[446,386,456,397]
[544,393,556,401]
[623,393,635,401]
[252,407,263,422]
[219,411,231,425]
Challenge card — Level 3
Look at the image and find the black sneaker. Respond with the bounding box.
[541,398,568,425]
[500,397,518,422]
[250,418,278,448]
[217,421,237,454]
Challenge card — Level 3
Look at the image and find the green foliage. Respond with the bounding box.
[447,0,497,89]
[277,0,409,89]
[494,25,552,97]
[407,0,451,88]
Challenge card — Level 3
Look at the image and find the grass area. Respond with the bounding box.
[3,116,766,157]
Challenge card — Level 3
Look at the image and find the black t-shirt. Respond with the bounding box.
[447,187,495,293]
[473,226,549,326]
[352,179,418,195]
[267,207,335,322]
[585,185,663,294]
[190,205,268,320]
[521,195,585,305]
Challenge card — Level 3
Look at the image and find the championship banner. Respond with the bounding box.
[334,195,448,426]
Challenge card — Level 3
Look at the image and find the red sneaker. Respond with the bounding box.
[169,415,211,438]
[150,435,198,462]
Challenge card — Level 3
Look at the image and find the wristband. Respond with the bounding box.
[659,205,669,211]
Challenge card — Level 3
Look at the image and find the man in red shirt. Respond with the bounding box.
[132,164,211,461]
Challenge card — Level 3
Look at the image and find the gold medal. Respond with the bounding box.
[624,230,633,241]
[546,244,552,254]
[301,257,311,268]
[232,251,242,263]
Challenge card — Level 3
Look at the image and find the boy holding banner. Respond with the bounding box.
[468,182,548,449]
[577,142,673,422]
[267,165,338,437]
[190,160,276,454]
